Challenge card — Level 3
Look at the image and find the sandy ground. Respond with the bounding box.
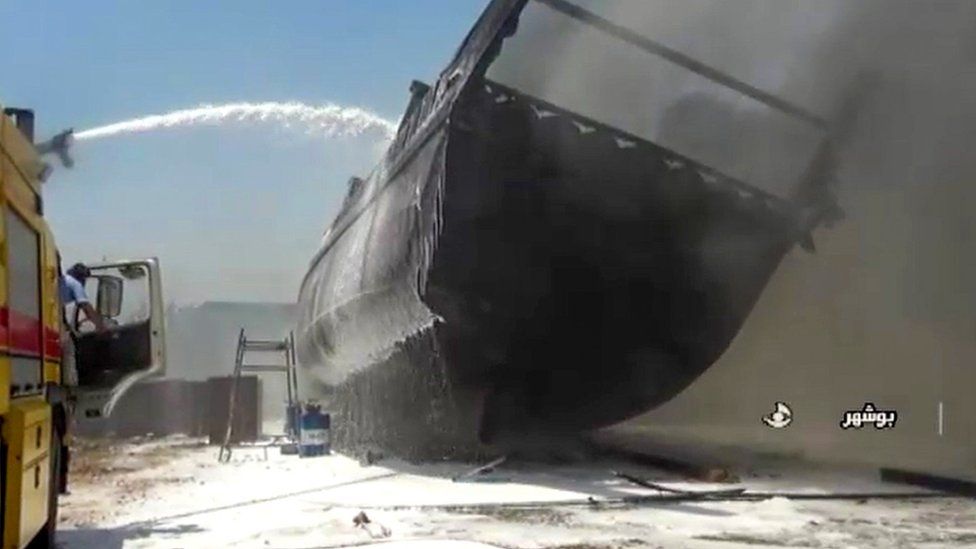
[58,436,975,549]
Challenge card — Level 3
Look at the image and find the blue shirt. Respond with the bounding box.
[59,274,90,305]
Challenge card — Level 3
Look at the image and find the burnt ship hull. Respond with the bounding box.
[297,0,839,458]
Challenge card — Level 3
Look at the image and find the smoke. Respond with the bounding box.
[492,0,976,467]
[488,0,976,199]
[74,101,398,142]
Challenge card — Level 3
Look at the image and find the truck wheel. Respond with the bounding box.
[27,425,61,548]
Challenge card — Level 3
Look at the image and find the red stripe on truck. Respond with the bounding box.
[7,308,42,357]
[0,307,61,359]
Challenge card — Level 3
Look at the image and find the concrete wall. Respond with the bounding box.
[77,379,209,438]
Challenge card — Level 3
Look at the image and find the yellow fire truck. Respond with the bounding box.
[0,106,165,548]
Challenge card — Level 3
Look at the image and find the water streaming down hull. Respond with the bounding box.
[296,0,842,459]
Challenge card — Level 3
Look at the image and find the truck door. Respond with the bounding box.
[71,258,166,418]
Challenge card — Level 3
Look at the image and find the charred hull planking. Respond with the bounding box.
[297,0,833,458]
[429,82,797,446]
[299,81,805,457]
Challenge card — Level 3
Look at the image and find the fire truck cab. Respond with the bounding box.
[0,106,165,548]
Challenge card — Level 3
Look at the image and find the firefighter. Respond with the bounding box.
[56,261,107,494]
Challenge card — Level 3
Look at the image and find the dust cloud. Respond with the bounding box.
[165,302,300,429]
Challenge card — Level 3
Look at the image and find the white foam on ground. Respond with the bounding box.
[58,436,976,548]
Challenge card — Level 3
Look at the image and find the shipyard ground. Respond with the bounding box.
[58,435,975,549]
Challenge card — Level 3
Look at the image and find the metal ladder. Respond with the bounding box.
[218,329,300,463]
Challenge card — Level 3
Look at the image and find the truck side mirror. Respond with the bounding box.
[96,275,124,318]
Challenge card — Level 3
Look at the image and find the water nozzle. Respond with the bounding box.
[36,128,75,169]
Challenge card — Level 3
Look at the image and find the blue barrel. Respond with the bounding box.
[298,405,331,457]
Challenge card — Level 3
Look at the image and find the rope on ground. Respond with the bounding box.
[343,489,958,513]
[295,537,501,549]
[126,472,400,527]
